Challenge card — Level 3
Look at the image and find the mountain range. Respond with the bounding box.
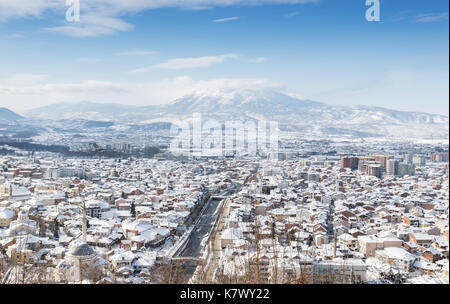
[0,107,23,121]
[4,89,449,139]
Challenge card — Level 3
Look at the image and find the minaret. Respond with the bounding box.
[82,202,87,243]
[9,183,12,201]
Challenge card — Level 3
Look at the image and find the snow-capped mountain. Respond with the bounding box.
[157,89,449,139]
[0,107,23,121]
[23,89,449,139]
[164,89,326,117]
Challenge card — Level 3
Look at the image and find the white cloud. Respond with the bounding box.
[213,16,240,23]
[131,54,240,72]
[285,11,301,18]
[7,33,26,39]
[5,74,48,86]
[74,0,319,12]
[248,57,266,63]
[0,76,282,112]
[44,14,134,37]
[118,50,157,56]
[0,0,60,21]
[416,12,449,23]
[0,0,319,36]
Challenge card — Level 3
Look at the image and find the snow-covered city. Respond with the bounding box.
[0,141,448,284]
[0,0,448,293]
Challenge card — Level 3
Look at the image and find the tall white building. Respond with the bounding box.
[386,159,398,176]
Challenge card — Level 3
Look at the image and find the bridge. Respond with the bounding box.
[211,196,227,199]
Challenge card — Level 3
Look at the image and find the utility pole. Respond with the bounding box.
[0,252,3,283]
[333,231,337,259]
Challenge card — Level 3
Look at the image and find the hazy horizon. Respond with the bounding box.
[4,94,450,118]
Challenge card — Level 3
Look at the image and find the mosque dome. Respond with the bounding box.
[69,242,95,257]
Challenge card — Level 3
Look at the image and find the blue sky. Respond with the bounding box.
[0,0,448,115]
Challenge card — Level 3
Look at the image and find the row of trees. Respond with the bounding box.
[0,140,162,160]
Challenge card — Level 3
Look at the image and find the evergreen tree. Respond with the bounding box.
[39,218,46,237]
[308,235,313,246]
[130,202,136,218]
[53,219,59,239]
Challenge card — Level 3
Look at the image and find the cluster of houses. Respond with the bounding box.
[214,158,449,284]
[0,156,235,283]
[0,152,448,284]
